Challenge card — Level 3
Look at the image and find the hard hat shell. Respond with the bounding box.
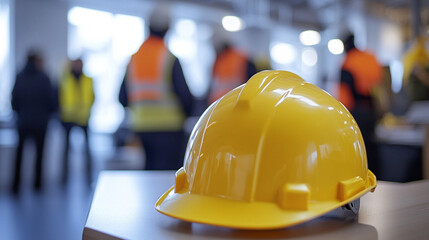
[156,70,376,229]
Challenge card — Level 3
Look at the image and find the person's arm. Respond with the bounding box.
[340,70,357,99]
[338,70,357,110]
[51,81,60,118]
[119,74,128,107]
[44,74,57,115]
[246,60,257,81]
[172,58,193,117]
[11,75,20,113]
[89,77,95,107]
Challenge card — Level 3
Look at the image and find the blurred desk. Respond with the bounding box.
[407,101,429,178]
[375,124,423,181]
[83,171,429,240]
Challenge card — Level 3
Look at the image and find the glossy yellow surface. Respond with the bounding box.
[156,70,377,229]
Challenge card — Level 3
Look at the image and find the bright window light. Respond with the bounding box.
[168,37,197,60]
[176,19,196,37]
[222,15,244,32]
[299,30,320,46]
[390,60,403,93]
[68,7,112,27]
[69,7,113,51]
[328,39,344,55]
[68,7,145,133]
[0,3,11,119]
[112,14,144,61]
[85,52,110,77]
[0,4,9,70]
[302,47,318,66]
[270,43,297,64]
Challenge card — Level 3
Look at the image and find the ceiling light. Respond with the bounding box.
[328,39,344,55]
[299,30,321,46]
[222,16,244,32]
[270,42,296,64]
[302,47,318,66]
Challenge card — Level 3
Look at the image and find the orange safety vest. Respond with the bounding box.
[338,49,382,110]
[127,36,185,132]
[209,48,248,103]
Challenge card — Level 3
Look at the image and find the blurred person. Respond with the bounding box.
[337,34,383,175]
[59,58,94,183]
[254,55,272,73]
[119,4,193,170]
[11,50,56,193]
[208,40,257,104]
[402,37,429,102]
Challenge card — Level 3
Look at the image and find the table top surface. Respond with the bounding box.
[83,171,429,240]
[406,101,429,124]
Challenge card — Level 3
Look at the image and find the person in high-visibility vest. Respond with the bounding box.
[208,42,256,104]
[59,58,94,183]
[402,37,429,102]
[337,34,383,175]
[119,4,193,170]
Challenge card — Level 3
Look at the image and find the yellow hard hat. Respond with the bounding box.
[156,70,376,229]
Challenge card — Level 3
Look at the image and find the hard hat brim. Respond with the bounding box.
[155,171,376,230]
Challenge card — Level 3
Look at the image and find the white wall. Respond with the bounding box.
[14,0,68,80]
[367,16,404,66]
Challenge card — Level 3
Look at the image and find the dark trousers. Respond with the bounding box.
[352,104,379,175]
[62,122,91,183]
[138,131,186,170]
[13,125,47,192]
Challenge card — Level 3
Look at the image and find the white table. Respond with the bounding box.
[83,171,429,240]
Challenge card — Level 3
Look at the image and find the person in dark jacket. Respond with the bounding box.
[11,50,56,193]
[119,4,193,170]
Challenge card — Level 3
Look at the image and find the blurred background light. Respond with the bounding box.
[68,7,145,133]
[328,39,344,55]
[69,7,113,51]
[299,30,321,46]
[270,42,297,64]
[302,47,318,66]
[68,7,112,27]
[168,37,197,59]
[112,14,144,61]
[0,4,8,68]
[390,60,404,93]
[0,2,11,120]
[176,19,196,37]
[222,15,244,32]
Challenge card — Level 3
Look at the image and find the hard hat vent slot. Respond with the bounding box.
[174,167,188,193]
[337,176,365,201]
[277,183,310,210]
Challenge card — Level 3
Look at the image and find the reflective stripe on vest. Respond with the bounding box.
[127,36,185,132]
[209,48,247,103]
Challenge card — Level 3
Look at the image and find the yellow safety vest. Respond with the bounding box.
[127,36,185,132]
[59,72,94,126]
